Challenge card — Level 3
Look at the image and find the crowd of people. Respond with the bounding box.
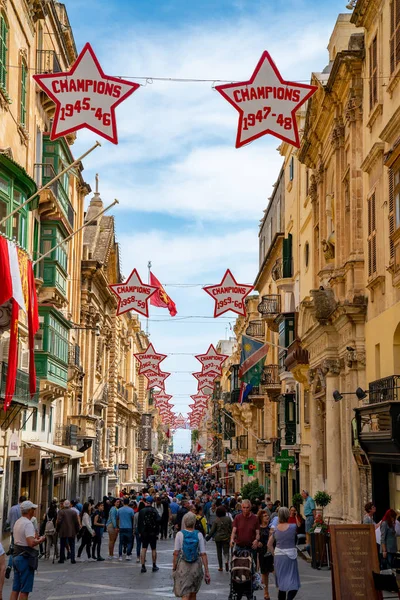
[0,454,308,600]
[3,454,396,600]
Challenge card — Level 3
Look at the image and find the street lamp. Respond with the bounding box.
[332,387,368,402]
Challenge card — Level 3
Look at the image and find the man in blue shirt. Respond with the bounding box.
[302,490,316,550]
[117,498,134,561]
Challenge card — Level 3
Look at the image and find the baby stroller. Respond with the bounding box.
[228,548,256,600]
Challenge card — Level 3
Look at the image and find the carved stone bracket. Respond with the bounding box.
[345,89,363,123]
[309,174,318,203]
[321,358,341,376]
[330,117,345,149]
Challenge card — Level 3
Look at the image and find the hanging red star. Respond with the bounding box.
[145,370,170,391]
[33,43,140,144]
[215,51,317,148]
[203,269,254,318]
[134,343,167,375]
[195,344,228,375]
[110,269,158,318]
[193,371,218,395]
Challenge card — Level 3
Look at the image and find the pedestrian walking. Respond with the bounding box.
[5,495,27,580]
[92,502,107,561]
[138,496,161,573]
[173,511,210,599]
[10,501,46,600]
[267,507,300,600]
[160,493,170,540]
[257,509,274,600]
[56,500,80,564]
[230,499,260,550]
[380,508,398,569]
[106,498,121,560]
[133,508,142,563]
[206,505,232,572]
[117,498,134,561]
[77,503,95,562]
[44,500,58,561]
[0,540,5,600]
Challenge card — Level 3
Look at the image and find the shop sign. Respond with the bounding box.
[243,458,258,475]
[141,414,152,451]
[330,525,379,600]
[8,433,19,457]
[228,462,235,473]
[235,463,243,471]
[118,464,129,470]
[275,449,295,473]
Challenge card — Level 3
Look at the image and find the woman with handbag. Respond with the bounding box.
[44,500,58,561]
[205,505,232,572]
[257,510,274,600]
[77,503,95,562]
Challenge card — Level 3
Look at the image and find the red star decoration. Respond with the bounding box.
[195,344,228,375]
[190,393,209,408]
[215,51,317,148]
[153,392,173,406]
[110,269,158,317]
[203,269,254,318]
[193,371,218,395]
[145,370,170,391]
[134,343,167,376]
[33,43,140,144]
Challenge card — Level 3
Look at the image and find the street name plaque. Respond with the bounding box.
[330,524,380,600]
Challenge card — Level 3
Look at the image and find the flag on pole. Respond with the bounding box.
[239,335,269,385]
[149,271,177,317]
[27,262,39,397]
[196,442,203,453]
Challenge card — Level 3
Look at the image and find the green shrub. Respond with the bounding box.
[314,491,332,508]
[241,479,264,502]
[292,493,303,508]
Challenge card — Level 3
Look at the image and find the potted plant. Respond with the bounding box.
[314,491,332,517]
[292,493,303,511]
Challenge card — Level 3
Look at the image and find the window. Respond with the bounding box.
[115,426,119,446]
[282,234,293,277]
[0,13,8,90]
[369,36,378,110]
[32,408,37,432]
[390,0,400,73]
[22,409,27,431]
[41,404,46,432]
[20,61,27,127]
[304,242,310,268]
[367,192,377,276]
[289,156,294,181]
[49,406,53,433]
[303,390,310,425]
[0,170,28,247]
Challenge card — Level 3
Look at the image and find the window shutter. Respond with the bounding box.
[282,234,293,277]
[389,169,395,261]
[368,193,377,276]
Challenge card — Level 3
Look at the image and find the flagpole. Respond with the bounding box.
[146,260,151,336]
[0,141,101,229]
[221,408,267,444]
[32,199,118,265]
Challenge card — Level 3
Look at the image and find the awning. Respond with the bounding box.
[23,441,84,459]
[205,460,222,471]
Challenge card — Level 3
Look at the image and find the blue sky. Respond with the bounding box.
[66,0,352,451]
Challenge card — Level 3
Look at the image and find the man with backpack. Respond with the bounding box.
[137,496,161,573]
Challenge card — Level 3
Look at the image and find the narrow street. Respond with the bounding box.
[3,537,332,600]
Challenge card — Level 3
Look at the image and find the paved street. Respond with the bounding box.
[1,536,332,600]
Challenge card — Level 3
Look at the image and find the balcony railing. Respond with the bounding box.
[262,365,281,388]
[245,320,265,338]
[68,343,80,368]
[369,375,400,404]
[0,363,39,406]
[257,294,281,318]
[285,423,297,445]
[36,50,62,74]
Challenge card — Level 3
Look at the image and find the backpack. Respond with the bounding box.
[195,517,205,536]
[45,518,55,536]
[181,530,199,563]
[142,508,158,535]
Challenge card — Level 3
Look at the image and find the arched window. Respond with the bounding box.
[0,12,8,90]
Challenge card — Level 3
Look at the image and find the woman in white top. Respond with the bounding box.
[172,512,210,600]
[0,541,5,600]
[77,503,95,562]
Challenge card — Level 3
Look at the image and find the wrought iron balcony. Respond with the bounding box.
[68,343,81,368]
[36,50,62,74]
[272,437,281,457]
[369,375,400,404]
[257,294,281,318]
[245,320,265,339]
[0,362,39,406]
[262,365,281,389]
[285,423,297,445]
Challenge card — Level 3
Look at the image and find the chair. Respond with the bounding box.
[372,571,400,599]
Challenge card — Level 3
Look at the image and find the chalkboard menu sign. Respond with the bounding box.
[330,524,380,600]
